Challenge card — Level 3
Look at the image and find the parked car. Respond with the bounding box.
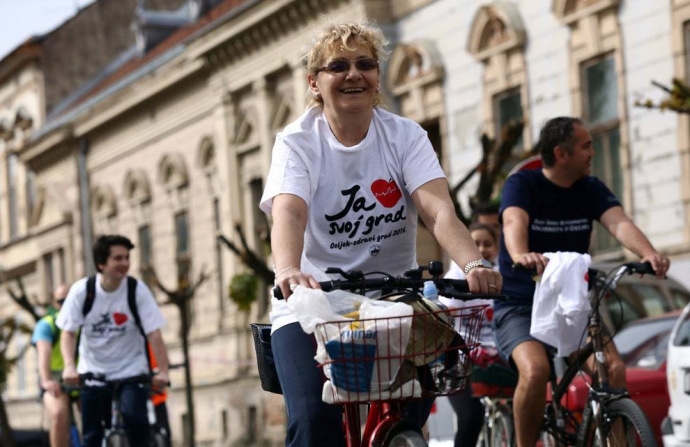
[594,262,690,332]
[662,302,690,447]
[566,311,679,447]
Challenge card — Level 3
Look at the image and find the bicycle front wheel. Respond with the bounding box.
[386,430,428,447]
[104,431,130,447]
[577,397,657,447]
[491,406,514,447]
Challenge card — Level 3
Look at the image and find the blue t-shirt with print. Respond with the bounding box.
[496,169,621,309]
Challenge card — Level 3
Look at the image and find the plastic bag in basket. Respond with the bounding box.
[286,287,414,394]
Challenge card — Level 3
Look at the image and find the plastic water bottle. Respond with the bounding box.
[423,281,439,301]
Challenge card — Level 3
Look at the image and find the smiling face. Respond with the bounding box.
[98,245,130,283]
[307,42,379,118]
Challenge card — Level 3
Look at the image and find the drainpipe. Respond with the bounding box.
[77,137,95,275]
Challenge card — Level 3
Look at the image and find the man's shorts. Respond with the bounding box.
[492,304,539,365]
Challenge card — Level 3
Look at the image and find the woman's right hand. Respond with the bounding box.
[277,269,322,300]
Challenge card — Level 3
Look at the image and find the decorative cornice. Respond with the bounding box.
[552,0,620,26]
[203,0,348,68]
[387,40,445,94]
[467,1,526,62]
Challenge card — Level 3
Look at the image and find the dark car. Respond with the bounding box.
[567,311,679,447]
[593,262,690,332]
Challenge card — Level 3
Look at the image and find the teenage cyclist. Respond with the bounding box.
[31,284,73,447]
[495,117,670,447]
[57,235,170,447]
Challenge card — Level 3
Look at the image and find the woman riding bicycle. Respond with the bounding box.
[259,20,502,447]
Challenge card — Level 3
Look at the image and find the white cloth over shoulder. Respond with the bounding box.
[530,252,591,356]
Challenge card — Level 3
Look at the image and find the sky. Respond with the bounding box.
[0,0,96,61]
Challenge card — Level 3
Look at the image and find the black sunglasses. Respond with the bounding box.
[317,57,379,74]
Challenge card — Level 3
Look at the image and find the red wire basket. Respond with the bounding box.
[314,303,488,404]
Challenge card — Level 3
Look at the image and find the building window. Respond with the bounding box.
[139,225,154,288]
[494,88,524,150]
[582,54,621,252]
[7,153,18,238]
[213,198,224,319]
[175,212,191,287]
[25,170,36,225]
[43,252,54,300]
[685,21,690,85]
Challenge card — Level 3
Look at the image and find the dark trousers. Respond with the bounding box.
[81,380,149,447]
[155,402,172,447]
[273,322,434,447]
[448,386,485,447]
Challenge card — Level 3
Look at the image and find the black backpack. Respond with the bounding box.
[79,276,152,371]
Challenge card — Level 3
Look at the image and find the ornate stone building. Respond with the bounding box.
[1,0,690,446]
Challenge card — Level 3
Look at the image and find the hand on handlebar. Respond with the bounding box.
[466,267,503,293]
[640,252,670,279]
[62,366,80,387]
[275,269,321,300]
[513,252,549,277]
[152,370,169,391]
[41,379,63,398]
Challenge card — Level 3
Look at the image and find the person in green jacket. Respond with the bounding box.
[31,284,72,447]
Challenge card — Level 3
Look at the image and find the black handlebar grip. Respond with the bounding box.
[272,286,284,300]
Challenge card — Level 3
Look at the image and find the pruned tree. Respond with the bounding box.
[450,120,534,224]
[144,266,208,447]
[0,271,48,447]
[635,79,690,114]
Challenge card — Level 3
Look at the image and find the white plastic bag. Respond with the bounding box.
[286,286,414,396]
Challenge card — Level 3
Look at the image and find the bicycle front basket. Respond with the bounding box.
[249,323,282,395]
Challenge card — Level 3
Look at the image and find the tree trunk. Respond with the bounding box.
[180,303,196,447]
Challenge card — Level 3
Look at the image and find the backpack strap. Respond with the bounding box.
[127,277,153,374]
[76,275,98,361]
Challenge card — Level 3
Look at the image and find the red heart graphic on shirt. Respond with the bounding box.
[370,179,402,208]
[113,313,128,325]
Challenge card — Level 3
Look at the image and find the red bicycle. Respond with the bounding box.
[270,261,504,447]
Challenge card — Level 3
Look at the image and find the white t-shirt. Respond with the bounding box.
[260,107,446,332]
[56,274,166,380]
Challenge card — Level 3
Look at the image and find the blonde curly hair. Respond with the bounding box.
[301,20,389,108]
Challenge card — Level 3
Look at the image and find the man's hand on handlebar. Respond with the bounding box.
[152,370,169,391]
[513,252,549,277]
[466,267,503,294]
[640,252,670,279]
[62,365,80,387]
[276,269,321,300]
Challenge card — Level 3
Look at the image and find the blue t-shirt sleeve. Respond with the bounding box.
[589,177,622,220]
[500,171,533,216]
[31,319,54,346]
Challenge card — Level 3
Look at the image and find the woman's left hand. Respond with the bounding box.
[466,268,503,294]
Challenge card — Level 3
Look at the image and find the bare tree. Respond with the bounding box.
[636,79,690,114]
[144,266,208,447]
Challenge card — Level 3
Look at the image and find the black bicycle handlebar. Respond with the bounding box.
[271,262,507,301]
[512,261,656,277]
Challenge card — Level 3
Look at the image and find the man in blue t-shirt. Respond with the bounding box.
[494,117,670,447]
[31,284,72,447]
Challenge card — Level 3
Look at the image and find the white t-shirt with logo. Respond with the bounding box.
[260,107,446,332]
[56,274,166,380]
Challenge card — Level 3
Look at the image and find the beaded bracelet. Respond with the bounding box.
[274,266,297,279]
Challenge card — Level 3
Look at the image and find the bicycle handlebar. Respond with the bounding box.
[272,262,507,301]
[512,261,656,278]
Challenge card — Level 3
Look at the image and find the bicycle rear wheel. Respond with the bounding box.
[386,430,428,447]
[491,406,514,447]
[577,397,657,447]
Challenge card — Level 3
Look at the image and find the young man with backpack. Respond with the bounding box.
[57,235,169,447]
[31,284,72,447]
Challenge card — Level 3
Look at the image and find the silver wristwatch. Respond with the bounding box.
[463,259,492,275]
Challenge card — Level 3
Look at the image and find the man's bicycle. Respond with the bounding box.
[503,262,660,447]
[80,373,166,447]
[266,261,505,447]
